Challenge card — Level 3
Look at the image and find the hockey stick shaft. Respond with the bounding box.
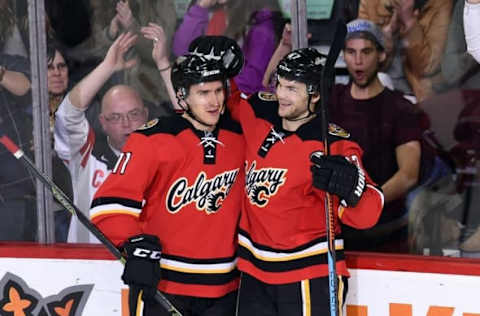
[319,20,347,316]
[0,135,183,316]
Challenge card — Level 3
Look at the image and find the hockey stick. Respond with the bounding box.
[0,135,183,316]
[319,20,347,316]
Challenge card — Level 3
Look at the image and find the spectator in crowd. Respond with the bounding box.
[1,0,56,57]
[48,41,104,136]
[450,91,480,252]
[89,46,245,315]
[464,0,480,64]
[54,32,148,243]
[358,0,453,103]
[0,53,33,241]
[435,0,480,91]
[0,0,28,57]
[328,19,422,252]
[47,41,77,242]
[173,0,284,94]
[69,0,177,116]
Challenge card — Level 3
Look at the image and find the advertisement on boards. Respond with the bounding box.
[0,257,480,315]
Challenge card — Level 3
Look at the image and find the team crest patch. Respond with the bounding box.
[258,91,277,102]
[138,118,159,130]
[328,123,350,138]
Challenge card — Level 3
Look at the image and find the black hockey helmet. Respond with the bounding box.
[188,35,244,78]
[171,54,227,98]
[276,47,326,94]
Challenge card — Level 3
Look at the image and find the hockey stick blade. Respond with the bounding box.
[0,135,183,316]
[319,20,347,316]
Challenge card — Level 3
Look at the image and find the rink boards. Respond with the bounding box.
[0,244,479,315]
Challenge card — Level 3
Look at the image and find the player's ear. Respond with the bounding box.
[311,92,320,105]
[379,50,386,64]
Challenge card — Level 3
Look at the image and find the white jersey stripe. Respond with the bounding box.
[161,258,237,274]
[238,234,344,262]
[90,204,142,218]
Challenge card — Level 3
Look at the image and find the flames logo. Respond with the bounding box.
[245,161,287,207]
[206,192,226,213]
[249,185,270,206]
[0,272,92,316]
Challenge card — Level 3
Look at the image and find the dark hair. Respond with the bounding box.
[47,40,70,68]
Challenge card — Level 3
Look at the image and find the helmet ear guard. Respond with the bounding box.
[179,87,187,99]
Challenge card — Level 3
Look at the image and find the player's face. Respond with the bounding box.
[276,76,311,120]
[47,50,69,96]
[343,38,386,88]
[100,88,148,151]
[185,80,225,131]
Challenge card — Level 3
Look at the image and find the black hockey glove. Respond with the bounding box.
[121,234,162,302]
[188,35,244,78]
[310,153,366,207]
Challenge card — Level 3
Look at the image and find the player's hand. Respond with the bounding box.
[121,234,162,302]
[310,153,365,207]
[188,35,244,78]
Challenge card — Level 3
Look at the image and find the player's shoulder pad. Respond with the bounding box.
[328,123,350,139]
[137,118,160,131]
[246,91,280,123]
[134,115,188,137]
[257,91,277,102]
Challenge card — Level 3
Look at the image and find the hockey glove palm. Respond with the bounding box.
[188,35,244,78]
[310,153,366,207]
[121,234,162,302]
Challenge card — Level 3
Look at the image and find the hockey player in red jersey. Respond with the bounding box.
[233,47,384,316]
[234,47,384,315]
[90,52,245,315]
[188,36,384,315]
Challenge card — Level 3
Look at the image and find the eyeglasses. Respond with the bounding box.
[103,109,146,124]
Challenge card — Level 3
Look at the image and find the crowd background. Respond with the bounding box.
[2,0,480,258]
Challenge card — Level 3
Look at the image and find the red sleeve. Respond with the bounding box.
[227,91,256,127]
[330,140,384,229]
[91,132,183,245]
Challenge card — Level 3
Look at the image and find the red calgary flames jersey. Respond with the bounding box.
[91,115,245,298]
[228,91,384,284]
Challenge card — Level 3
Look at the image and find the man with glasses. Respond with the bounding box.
[54,32,148,243]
